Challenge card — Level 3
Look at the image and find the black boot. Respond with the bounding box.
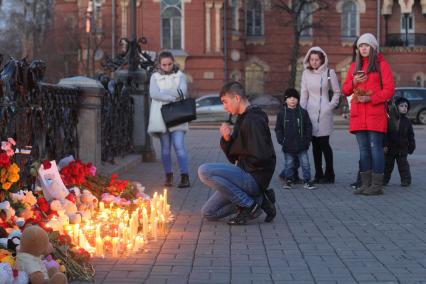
[164,173,173,187]
[227,203,261,225]
[261,189,276,223]
[177,173,190,188]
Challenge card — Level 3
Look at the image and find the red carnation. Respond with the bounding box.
[42,160,52,170]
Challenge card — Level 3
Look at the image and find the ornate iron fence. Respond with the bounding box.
[0,58,80,187]
[98,74,134,163]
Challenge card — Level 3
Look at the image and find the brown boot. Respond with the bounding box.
[353,171,371,195]
[164,173,173,187]
[361,173,384,195]
[177,174,190,188]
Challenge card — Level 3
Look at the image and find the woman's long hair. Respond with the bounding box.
[354,47,378,74]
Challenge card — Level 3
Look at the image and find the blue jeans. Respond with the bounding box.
[284,150,311,182]
[355,131,384,174]
[198,163,262,220]
[160,130,189,174]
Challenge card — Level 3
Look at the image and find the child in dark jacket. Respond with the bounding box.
[275,88,315,190]
[384,97,416,187]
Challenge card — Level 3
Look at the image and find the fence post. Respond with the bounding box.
[58,77,104,167]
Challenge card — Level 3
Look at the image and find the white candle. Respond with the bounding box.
[112,237,119,257]
[142,208,149,241]
[74,224,80,244]
[95,237,103,256]
[99,201,104,210]
[153,218,158,241]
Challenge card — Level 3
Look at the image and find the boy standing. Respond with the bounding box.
[275,88,316,190]
[384,97,416,187]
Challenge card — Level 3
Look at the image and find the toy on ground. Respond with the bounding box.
[14,225,67,284]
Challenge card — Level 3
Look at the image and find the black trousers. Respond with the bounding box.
[311,136,334,179]
[384,151,411,184]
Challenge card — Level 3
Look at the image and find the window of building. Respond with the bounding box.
[161,0,182,50]
[245,63,264,96]
[341,0,358,39]
[299,3,312,38]
[231,0,239,32]
[246,0,263,36]
[400,12,415,46]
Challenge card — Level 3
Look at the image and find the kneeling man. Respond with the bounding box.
[198,81,276,225]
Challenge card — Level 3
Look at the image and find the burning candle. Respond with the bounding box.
[142,208,149,241]
[112,237,119,257]
[95,237,103,256]
[74,224,80,244]
[99,201,104,210]
[152,218,158,242]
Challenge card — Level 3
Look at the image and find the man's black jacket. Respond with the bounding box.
[275,105,312,154]
[385,114,416,155]
[220,105,276,192]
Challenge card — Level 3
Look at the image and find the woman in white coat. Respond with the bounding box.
[148,51,190,188]
[300,47,341,184]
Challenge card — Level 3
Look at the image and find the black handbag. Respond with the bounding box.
[161,89,196,128]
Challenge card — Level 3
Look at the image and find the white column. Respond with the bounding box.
[214,2,223,53]
[121,0,129,38]
[205,1,213,53]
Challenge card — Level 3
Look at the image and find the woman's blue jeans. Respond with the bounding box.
[160,130,189,174]
[198,163,262,221]
[355,131,385,174]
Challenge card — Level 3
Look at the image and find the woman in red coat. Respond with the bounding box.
[342,33,395,195]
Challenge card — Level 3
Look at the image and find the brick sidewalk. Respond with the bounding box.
[75,127,426,284]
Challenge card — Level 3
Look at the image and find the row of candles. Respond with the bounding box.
[60,189,171,257]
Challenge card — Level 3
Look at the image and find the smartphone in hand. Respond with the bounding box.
[355,70,365,76]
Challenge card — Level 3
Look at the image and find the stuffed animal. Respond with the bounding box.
[0,262,29,284]
[50,200,80,224]
[79,190,98,212]
[14,225,67,284]
[0,230,22,254]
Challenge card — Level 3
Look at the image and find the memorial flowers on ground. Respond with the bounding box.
[0,138,173,282]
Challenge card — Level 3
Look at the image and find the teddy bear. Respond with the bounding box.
[50,200,81,224]
[14,225,68,284]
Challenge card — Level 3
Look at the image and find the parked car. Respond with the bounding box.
[195,94,230,122]
[394,87,426,124]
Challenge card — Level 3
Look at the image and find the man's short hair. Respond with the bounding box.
[219,81,247,100]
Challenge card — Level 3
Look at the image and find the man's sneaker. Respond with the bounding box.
[227,203,261,225]
[351,181,360,189]
[282,180,292,189]
[304,181,316,190]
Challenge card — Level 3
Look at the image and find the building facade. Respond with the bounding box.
[53,0,426,97]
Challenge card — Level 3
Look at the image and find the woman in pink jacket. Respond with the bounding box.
[342,33,395,195]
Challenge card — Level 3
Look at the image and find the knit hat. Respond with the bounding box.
[284,88,300,101]
[357,33,379,50]
[395,97,410,111]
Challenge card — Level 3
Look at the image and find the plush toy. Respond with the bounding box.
[0,230,22,254]
[14,225,67,284]
[79,190,98,212]
[0,262,29,284]
[0,201,16,224]
[50,200,80,224]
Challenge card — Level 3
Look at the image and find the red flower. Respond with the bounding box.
[0,152,10,168]
[42,160,52,170]
[65,193,75,203]
[37,197,50,213]
[12,269,18,278]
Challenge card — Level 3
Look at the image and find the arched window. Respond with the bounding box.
[341,0,358,39]
[161,0,182,49]
[246,0,263,36]
[299,4,312,38]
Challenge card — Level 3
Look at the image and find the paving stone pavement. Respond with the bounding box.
[74,125,426,284]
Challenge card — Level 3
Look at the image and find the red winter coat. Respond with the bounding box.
[342,53,395,133]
